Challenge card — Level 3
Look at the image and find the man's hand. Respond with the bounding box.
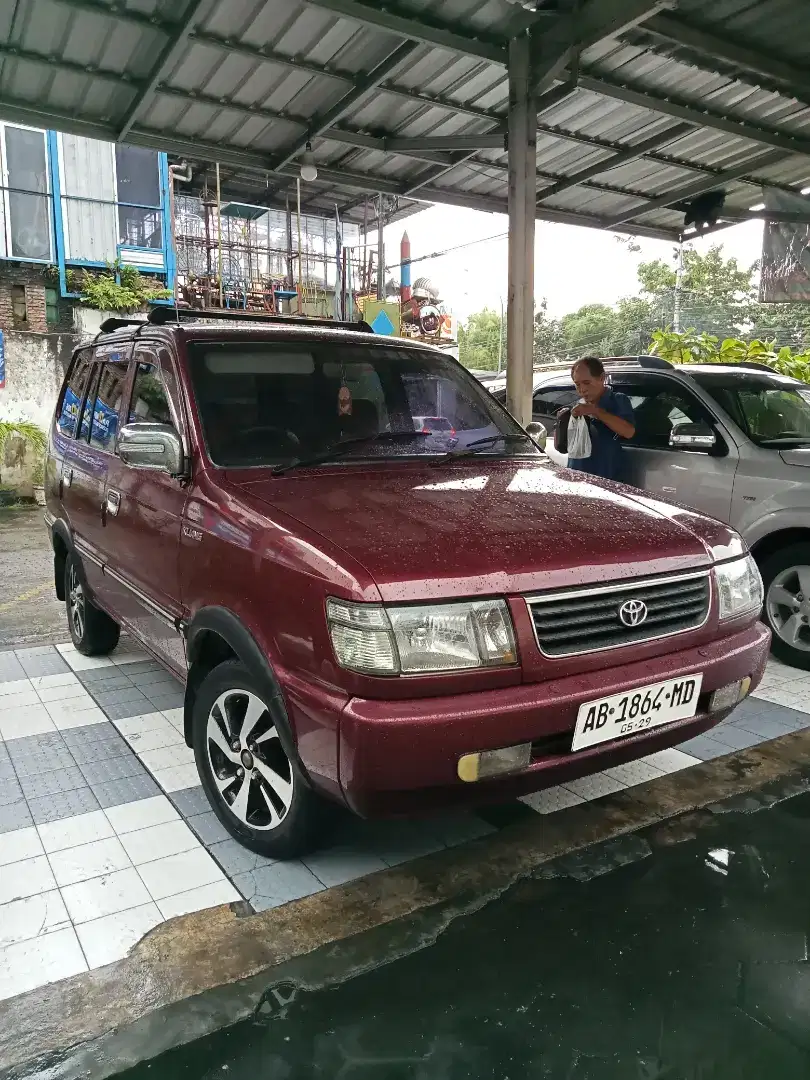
[571,402,599,418]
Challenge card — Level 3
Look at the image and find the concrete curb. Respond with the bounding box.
[3,727,810,1079]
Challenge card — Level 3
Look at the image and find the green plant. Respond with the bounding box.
[72,263,172,312]
[650,329,810,384]
[0,420,46,459]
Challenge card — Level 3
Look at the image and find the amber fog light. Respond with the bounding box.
[458,743,532,783]
[709,677,751,713]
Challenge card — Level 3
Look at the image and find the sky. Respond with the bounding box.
[383,207,765,324]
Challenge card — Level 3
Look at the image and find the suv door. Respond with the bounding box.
[531,382,578,435]
[610,373,739,519]
[99,344,188,675]
[58,344,131,598]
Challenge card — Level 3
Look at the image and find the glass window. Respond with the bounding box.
[129,361,172,425]
[115,145,160,207]
[86,361,128,452]
[118,206,162,249]
[189,343,532,469]
[57,353,93,438]
[694,374,810,448]
[612,379,710,450]
[3,126,51,261]
[60,134,117,262]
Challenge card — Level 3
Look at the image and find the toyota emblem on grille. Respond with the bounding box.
[618,599,648,627]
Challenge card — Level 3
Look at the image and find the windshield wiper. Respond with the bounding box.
[429,432,537,467]
[272,432,429,475]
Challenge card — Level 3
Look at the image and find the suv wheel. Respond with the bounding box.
[192,660,327,858]
[65,552,120,656]
[761,543,810,670]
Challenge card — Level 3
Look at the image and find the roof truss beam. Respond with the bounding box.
[117,0,210,140]
[385,134,505,153]
[643,14,810,102]
[530,0,669,96]
[602,148,787,228]
[301,0,507,63]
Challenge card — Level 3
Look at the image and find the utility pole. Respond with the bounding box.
[674,241,684,332]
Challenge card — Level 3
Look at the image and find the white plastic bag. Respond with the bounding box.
[567,403,592,459]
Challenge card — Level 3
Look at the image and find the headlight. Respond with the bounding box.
[714,555,763,620]
[326,598,517,675]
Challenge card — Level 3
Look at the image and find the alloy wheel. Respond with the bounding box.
[766,564,810,653]
[68,562,85,641]
[205,689,294,830]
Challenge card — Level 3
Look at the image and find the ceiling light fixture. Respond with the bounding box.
[300,142,318,183]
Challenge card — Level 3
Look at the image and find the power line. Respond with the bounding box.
[384,230,508,274]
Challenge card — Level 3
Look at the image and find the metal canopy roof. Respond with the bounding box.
[1,0,810,235]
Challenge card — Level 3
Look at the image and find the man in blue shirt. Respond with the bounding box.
[566,356,636,481]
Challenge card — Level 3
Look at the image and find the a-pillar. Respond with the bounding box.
[505,33,536,428]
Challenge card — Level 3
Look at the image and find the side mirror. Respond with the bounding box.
[526,421,548,450]
[669,422,716,449]
[118,423,186,476]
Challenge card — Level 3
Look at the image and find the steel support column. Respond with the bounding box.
[506,35,536,429]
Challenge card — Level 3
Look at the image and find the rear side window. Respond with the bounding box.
[56,352,92,437]
[86,361,129,453]
[129,361,172,425]
[612,378,710,450]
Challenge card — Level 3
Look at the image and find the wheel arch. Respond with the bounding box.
[184,608,300,768]
[750,528,810,568]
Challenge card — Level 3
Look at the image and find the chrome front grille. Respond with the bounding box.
[527,572,711,658]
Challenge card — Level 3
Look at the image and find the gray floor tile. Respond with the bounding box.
[0,778,24,807]
[94,772,161,808]
[79,754,147,786]
[91,688,151,708]
[28,786,100,824]
[0,799,33,833]
[6,731,68,757]
[6,742,76,778]
[76,668,130,688]
[112,660,164,676]
[677,734,733,760]
[15,652,70,678]
[0,654,26,683]
[0,759,17,783]
[429,813,498,847]
[80,673,136,693]
[19,765,88,800]
[187,811,231,846]
[708,724,765,750]
[14,645,58,658]
[167,786,210,817]
[61,723,123,749]
[66,732,132,765]
[0,741,9,764]
[337,819,446,867]
[208,838,277,877]
[128,671,182,690]
[232,862,324,911]
[102,700,162,722]
[730,715,802,739]
[302,846,388,887]
[143,691,186,711]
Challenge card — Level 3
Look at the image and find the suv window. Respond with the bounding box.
[612,378,711,450]
[129,360,173,425]
[188,342,531,468]
[85,360,128,453]
[56,351,92,438]
[533,385,578,414]
[692,373,810,448]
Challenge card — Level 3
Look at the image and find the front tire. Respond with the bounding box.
[760,543,810,670]
[65,552,120,656]
[192,659,328,858]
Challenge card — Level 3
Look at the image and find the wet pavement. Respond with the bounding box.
[120,792,810,1079]
[0,509,64,648]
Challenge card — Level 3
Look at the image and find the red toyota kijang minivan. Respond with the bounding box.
[45,310,770,857]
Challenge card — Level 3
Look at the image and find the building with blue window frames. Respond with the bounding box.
[0,121,172,304]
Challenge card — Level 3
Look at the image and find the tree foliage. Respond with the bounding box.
[458,308,504,370]
[650,329,810,383]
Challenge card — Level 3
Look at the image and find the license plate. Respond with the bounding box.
[572,674,703,752]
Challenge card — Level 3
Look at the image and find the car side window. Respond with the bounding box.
[56,352,93,438]
[129,360,173,425]
[613,379,711,451]
[533,386,578,425]
[86,360,129,453]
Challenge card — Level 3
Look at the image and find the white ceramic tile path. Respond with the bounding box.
[0,642,808,1007]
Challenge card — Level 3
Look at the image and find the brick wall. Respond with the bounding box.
[0,264,75,334]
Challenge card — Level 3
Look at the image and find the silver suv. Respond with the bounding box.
[493,356,810,671]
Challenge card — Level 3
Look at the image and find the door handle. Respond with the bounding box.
[104,490,121,517]
[662,486,676,494]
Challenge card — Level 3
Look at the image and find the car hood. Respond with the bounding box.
[233,460,737,603]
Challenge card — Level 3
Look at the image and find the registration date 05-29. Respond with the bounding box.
[572,674,704,752]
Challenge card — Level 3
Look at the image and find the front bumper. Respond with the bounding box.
[337,621,771,816]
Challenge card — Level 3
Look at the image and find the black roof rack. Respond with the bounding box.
[97,317,146,336]
[728,361,777,374]
[145,306,374,333]
[603,354,673,371]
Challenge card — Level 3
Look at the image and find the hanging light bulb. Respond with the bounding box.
[300,142,318,183]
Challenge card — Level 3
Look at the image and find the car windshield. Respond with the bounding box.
[691,373,810,447]
[188,341,536,468]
